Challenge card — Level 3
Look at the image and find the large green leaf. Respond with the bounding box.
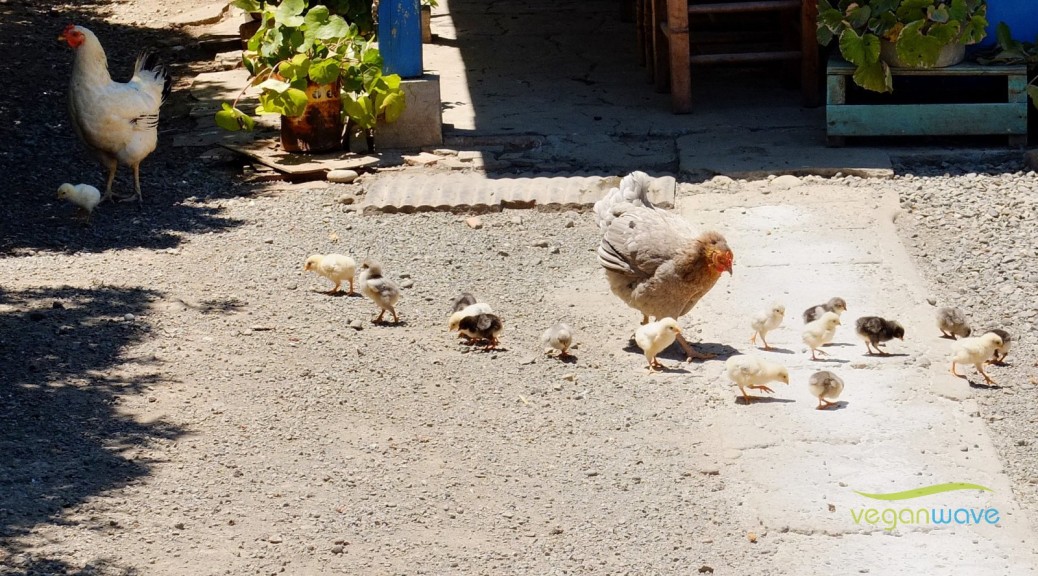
[961,14,988,45]
[895,0,933,24]
[278,54,311,83]
[342,94,376,129]
[1028,85,1038,111]
[256,78,293,93]
[215,102,256,132]
[231,0,263,13]
[852,60,892,93]
[258,87,309,116]
[308,58,341,84]
[947,0,967,22]
[927,4,949,24]
[380,91,406,124]
[845,4,871,30]
[838,28,880,67]
[927,21,960,45]
[896,20,944,67]
[275,0,305,27]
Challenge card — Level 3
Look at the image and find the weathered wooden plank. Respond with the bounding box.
[223,142,381,176]
[826,103,1028,136]
[688,0,799,14]
[690,50,800,64]
[827,57,1027,77]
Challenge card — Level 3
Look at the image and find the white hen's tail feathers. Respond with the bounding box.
[132,50,172,104]
[593,171,656,232]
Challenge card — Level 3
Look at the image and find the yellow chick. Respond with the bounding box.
[985,329,1011,364]
[634,317,681,372]
[951,332,1003,385]
[542,322,574,358]
[807,370,844,410]
[303,253,357,294]
[358,259,401,324]
[725,355,790,403]
[750,302,785,350]
[56,183,102,222]
[803,311,841,360]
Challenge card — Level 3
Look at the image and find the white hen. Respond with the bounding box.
[60,25,171,204]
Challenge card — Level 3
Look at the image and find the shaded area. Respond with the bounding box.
[0,285,183,574]
[0,0,244,255]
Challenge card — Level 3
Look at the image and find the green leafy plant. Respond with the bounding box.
[817,0,988,93]
[216,0,404,143]
[976,22,1038,110]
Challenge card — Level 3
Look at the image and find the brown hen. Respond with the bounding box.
[594,171,733,360]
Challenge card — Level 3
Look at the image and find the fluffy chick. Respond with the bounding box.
[986,328,1012,364]
[634,317,682,372]
[449,302,495,342]
[936,307,971,339]
[450,292,478,314]
[303,253,357,294]
[457,313,504,350]
[854,316,905,356]
[807,371,845,410]
[542,323,574,358]
[950,332,1003,385]
[803,297,848,324]
[750,302,785,350]
[803,312,841,360]
[56,183,102,222]
[725,355,790,404]
[358,259,400,323]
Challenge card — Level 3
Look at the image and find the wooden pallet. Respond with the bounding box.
[826,57,1028,147]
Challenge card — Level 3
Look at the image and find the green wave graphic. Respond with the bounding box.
[854,483,993,501]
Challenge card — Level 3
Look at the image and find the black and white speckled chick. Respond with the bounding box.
[854,316,904,355]
[458,313,504,350]
[803,297,847,324]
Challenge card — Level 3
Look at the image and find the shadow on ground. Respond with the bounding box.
[0,0,244,256]
[0,285,183,574]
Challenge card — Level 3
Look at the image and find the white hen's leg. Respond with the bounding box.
[119,163,143,204]
[101,158,118,203]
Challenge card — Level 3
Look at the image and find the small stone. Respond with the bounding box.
[52,301,64,309]
[174,522,185,530]
[268,535,282,543]
[458,150,481,162]
[331,545,344,554]
[497,250,510,257]
[327,169,359,183]
[401,279,414,289]
[337,194,355,205]
[770,174,802,189]
[562,373,576,382]
[432,148,458,156]
[532,240,549,248]
[124,313,135,321]
[465,217,483,229]
[549,246,560,254]
[564,219,575,228]
[585,470,599,477]
[349,320,364,330]
[698,566,714,574]
[927,297,937,306]
[263,238,274,244]
[510,216,524,225]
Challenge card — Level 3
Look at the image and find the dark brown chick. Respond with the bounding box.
[457,313,504,351]
[854,316,904,356]
[594,171,733,361]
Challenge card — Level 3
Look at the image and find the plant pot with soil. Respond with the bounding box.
[817,0,988,92]
[217,0,405,153]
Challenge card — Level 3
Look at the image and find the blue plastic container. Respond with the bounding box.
[378,0,423,78]
[982,0,1038,46]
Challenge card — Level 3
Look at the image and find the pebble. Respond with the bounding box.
[465,216,483,229]
[124,313,135,321]
[327,169,359,183]
[349,320,364,330]
[401,279,414,289]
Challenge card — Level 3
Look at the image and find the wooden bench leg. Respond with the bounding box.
[651,0,669,92]
[666,0,691,113]
[801,0,820,107]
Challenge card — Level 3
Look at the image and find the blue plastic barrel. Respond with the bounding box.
[378,0,423,78]
[983,0,1038,45]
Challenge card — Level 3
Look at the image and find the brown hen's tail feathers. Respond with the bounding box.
[134,49,172,103]
[593,170,656,232]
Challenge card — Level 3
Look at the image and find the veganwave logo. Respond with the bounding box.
[850,482,1000,531]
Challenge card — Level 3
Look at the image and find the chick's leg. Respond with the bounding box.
[327,281,341,295]
[750,384,774,394]
[738,385,752,404]
[951,362,961,377]
[348,279,355,295]
[675,333,714,360]
[759,332,772,350]
[374,309,386,323]
[389,307,399,324]
[975,363,996,385]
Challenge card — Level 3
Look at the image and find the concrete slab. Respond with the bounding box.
[672,179,1037,574]
[377,74,444,150]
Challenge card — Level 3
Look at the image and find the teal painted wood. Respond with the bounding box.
[826,57,1027,78]
[826,73,845,105]
[826,103,1028,136]
[1008,74,1027,103]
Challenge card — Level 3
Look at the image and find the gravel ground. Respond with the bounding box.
[890,155,1038,513]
